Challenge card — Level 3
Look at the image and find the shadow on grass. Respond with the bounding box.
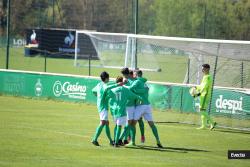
[124,145,187,153]
[124,145,209,153]
[215,129,250,135]
[164,146,210,152]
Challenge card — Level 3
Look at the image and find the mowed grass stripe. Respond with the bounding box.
[0,95,249,167]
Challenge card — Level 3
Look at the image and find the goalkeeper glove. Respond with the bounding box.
[193,93,201,98]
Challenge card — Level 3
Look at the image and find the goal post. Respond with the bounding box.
[74,30,250,130]
[74,30,250,87]
[74,30,163,72]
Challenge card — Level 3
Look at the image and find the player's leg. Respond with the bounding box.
[125,105,143,146]
[143,105,163,148]
[138,117,145,143]
[147,121,162,148]
[125,107,139,147]
[125,121,136,147]
[92,110,108,146]
[119,122,131,145]
[113,125,117,141]
[120,107,135,144]
[129,120,136,145]
[197,98,216,130]
[114,116,126,147]
[92,120,105,146]
[202,110,216,130]
[104,121,113,145]
[100,109,113,144]
[197,109,207,129]
[114,125,122,147]
[197,97,207,129]
[204,100,216,130]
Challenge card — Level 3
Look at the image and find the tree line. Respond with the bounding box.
[0,0,249,40]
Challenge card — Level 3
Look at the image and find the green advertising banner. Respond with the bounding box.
[211,89,250,116]
[147,82,250,118]
[0,70,99,104]
[0,70,249,119]
[148,84,195,112]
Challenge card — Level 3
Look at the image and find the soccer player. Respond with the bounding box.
[119,68,146,145]
[118,68,136,145]
[132,70,163,148]
[194,64,216,130]
[91,71,113,146]
[106,76,142,147]
[130,70,146,143]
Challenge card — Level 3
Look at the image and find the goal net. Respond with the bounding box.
[75,31,250,130]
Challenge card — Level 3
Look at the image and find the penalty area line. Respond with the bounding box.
[14,125,90,139]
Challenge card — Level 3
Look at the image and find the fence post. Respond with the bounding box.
[241,62,244,88]
[6,0,11,69]
[134,0,138,69]
[208,44,219,115]
[187,58,190,84]
[44,51,47,72]
[88,55,91,76]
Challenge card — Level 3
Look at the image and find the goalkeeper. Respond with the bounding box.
[194,64,216,130]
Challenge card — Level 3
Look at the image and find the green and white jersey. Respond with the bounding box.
[128,77,150,105]
[126,78,135,86]
[92,82,108,112]
[125,78,137,106]
[107,86,141,118]
[92,81,118,113]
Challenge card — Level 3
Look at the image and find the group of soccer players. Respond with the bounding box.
[91,67,163,148]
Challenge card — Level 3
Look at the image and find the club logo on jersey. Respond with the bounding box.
[215,95,243,114]
[53,80,87,100]
[35,78,43,97]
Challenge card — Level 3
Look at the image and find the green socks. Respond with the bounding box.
[115,126,122,144]
[150,124,160,144]
[105,124,113,143]
[93,125,104,141]
[114,125,117,141]
[130,125,136,144]
[119,125,129,141]
[138,118,145,137]
[93,124,114,143]
[200,111,214,128]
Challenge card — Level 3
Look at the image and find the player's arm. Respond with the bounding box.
[133,85,148,94]
[125,80,146,94]
[92,85,98,96]
[102,83,120,97]
[126,88,142,103]
[196,76,209,95]
[101,83,121,105]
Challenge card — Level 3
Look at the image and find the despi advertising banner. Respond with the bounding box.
[211,89,250,116]
[0,70,249,118]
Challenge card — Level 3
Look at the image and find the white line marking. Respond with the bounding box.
[14,125,91,139]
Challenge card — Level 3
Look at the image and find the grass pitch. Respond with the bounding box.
[0,47,187,83]
[0,95,249,167]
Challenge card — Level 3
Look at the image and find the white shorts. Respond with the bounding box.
[99,110,108,121]
[134,105,153,121]
[113,116,127,126]
[126,106,136,120]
